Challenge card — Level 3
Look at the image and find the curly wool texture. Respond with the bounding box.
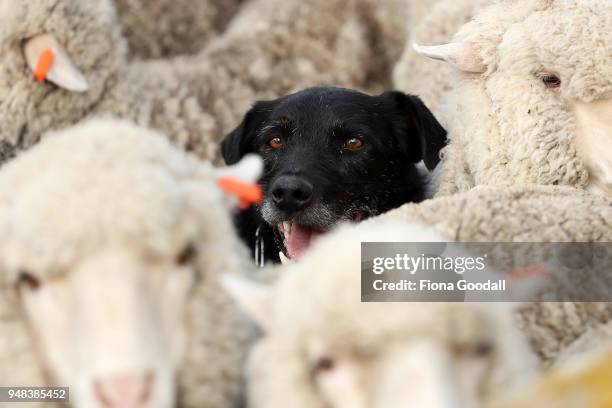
[0,119,254,407]
[401,0,612,195]
[393,0,491,120]
[0,0,408,166]
[0,0,126,164]
[115,0,245,59]
[247,222,537,408]
[374,185,612,363]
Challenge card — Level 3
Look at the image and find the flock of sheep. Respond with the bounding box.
[0,0,610,407]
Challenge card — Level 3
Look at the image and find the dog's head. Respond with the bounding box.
[222,87,446,259]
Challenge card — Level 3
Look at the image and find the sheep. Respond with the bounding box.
[409,0,612,196]
[114,0,245,59]
[552,321,612,367]
[0,0,408,166]
[493,342,612,407]
[374,184,612,364]
[223,221,539,408]
[0,118,262,407]
[393,0,491,120]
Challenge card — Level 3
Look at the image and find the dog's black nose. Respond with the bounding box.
[271,175,313,213]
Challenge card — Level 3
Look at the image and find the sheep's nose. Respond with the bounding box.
[94,371,154,408]
[271,175,313,214]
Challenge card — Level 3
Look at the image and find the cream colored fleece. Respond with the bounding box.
[245,222,537,408]
[0,119,255,407]
[391,0,612,365]
[427,0,612,195]
[0,0,408,166]
[393,0,491,121]
[375,185,612,363]
[115,0,245,58]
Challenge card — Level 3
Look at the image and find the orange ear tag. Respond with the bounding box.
[34,48,54,82]
[217,177,263,209]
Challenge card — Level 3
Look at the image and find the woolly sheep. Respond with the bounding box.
[393,0,490,119]
[223,222,538,408]
[374,185,612,363]
[411,0,612,196]
[553,321,612,366]
[493,343,612,407]
[115,0,245,58]
[0,119,262,407]
[0,0,408,166]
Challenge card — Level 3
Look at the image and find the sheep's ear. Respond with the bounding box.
[215,154,263,185]
[24,34,89,92]
[413,42,486,73]
[219,274,273,331]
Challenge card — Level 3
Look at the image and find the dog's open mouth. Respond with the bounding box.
[278,221,324,259]
[276,212,369,260]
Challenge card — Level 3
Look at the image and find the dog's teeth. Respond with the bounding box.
[283,221,291,236]
[279,252,290,265]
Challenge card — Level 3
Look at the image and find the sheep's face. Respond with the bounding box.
[251,303,529,408]
[0,0,125,164]
[244,290,533,408]
[0,120,263,408]
[226,223,535,408]
[13,246,197,408]
[415,0,612,195]
[491,1,612,195]
[1,179,203,408]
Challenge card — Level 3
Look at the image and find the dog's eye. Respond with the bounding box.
[541,72,561,89]
[17,271,42,291]
[343,137,364,151]
[268,137,284,149]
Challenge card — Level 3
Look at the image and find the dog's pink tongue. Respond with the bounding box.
[286,223,312,259]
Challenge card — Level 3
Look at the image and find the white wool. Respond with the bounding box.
[0,119,257,407]
[401,0,612,196]
[225,221,538,408]
[0,0,408,166]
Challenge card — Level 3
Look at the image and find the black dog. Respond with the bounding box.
[222,87,446,263]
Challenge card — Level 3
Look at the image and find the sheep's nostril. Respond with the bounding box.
[94,371,155,408]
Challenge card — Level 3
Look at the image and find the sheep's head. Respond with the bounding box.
[0,120,261,408]
[224,222,537,408]
[0,0,126,164]
[415,0,612,195]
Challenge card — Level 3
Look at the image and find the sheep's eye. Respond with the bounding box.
[314,356,335,373]
[17,271,41,291]
[454,342,493,358]
[473,343,494,357]
[176,244,197,266]
[343,137,364,151]
[268,137,283,149]
[541,73,561,89]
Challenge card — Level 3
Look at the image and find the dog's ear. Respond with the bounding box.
[382,91,447,170]
[222,101,273,165]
